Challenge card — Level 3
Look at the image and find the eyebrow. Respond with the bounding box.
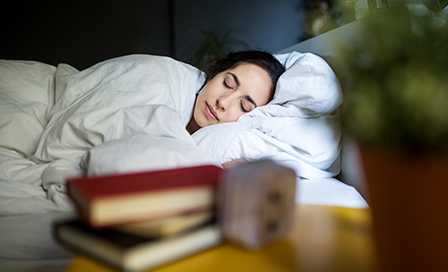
[228,72,257,107]
[228,72,241,87]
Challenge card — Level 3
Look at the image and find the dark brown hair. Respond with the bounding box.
[206,50,285,92]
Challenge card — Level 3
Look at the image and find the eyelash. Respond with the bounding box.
[240,101,248,113]
[223,81,231,89]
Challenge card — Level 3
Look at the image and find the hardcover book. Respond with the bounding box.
[54,219,222,272]
[67,165,223,228]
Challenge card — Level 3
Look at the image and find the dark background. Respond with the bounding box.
[1,0,307,70]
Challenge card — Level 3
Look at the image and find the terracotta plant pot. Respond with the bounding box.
[359,145,448,272]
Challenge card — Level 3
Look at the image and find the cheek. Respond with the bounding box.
[193,97,204,122]
[199,80,217,97]
[221,108,244,123]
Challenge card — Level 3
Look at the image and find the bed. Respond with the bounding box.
[0,47,367,268]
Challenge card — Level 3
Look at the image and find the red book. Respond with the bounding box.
[67,165,224,228]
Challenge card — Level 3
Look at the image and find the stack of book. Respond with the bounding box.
[54,165,224,272]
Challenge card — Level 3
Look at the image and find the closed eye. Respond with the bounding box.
[223,81,232,89]
[224,73,239,90]
[244,95,257,108]
[240,101,249,113]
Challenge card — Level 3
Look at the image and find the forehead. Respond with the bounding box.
[227,63,273,104]
[228,62,268,76]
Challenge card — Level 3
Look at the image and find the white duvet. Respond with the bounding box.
[0,55,216,217]
[0,52,366,259]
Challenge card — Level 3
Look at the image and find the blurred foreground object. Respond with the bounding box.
[421,0,448,12]
[336,3,448,272]
[59,162,297,271]
[219,160,297,250]
[338,3,448,150]
[367,0,447,13]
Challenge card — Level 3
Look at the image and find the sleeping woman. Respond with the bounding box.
[186,51,285,168]
[187,50,285,135]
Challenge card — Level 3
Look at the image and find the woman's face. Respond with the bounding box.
[193,63,273,128]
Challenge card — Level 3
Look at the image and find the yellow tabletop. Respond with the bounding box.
[66,205,378,272]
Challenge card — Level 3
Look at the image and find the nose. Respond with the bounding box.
[216,92,236,111]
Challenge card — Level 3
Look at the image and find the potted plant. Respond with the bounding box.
[185,28,247,70]
[334,4,448,272]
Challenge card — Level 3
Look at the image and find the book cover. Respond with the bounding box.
[67,165,223,228]
[54,219,222,272]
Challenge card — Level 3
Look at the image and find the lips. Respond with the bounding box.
[205,102,219,121]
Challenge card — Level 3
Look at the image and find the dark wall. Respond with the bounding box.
[1,0,170,70]
[174,0,306,64]
[1,0,306,70]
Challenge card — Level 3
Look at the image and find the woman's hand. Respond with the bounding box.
[222,159,247,169]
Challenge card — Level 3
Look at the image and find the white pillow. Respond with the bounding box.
[268,52,342,117]
[0,60,56,157]
[192,52,343,179]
